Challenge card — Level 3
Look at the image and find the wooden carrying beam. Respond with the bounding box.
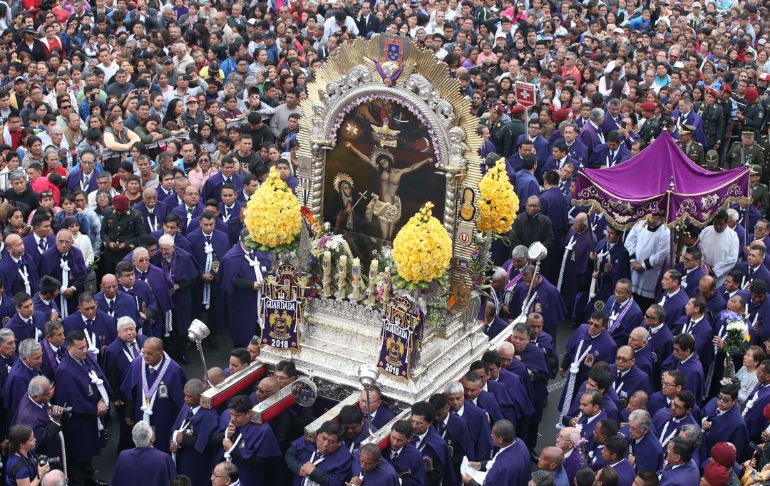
[200,362,267,409]
[360,410,411,450]
[252,382,298,424]
[303,393,359,441]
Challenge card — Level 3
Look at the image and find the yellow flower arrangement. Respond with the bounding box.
[392,202,452,284]
[244,167,302,249]
[477,159,518,234]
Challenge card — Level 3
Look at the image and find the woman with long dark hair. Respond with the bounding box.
[2,424,49,486]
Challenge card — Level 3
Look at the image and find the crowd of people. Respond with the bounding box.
[0,0,769,483]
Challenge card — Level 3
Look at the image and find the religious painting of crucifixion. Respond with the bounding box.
[322,97,445,257]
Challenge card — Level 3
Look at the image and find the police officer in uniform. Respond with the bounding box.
[727,129,767,169]
[488,102,524,158]
[725,127,765,169]
[638,101,661,144]
[742,87,765,141]
[704,150,723,172]
[750,164,770,217]
[718,84,737,158]
[99,194,147,280]
[678,125,705,166]
[699,88,726,151]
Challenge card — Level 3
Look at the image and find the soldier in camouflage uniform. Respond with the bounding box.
[751,164,770,217]
[726,130,766,169]
[678,125,705,166]
[699,88,726,151]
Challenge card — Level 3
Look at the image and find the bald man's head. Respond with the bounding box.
[539,446,564,471]
[207,367,226,386]
[6,234,23,258]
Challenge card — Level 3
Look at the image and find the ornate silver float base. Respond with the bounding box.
[258,297,489,406]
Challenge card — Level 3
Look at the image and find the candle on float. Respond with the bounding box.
[351,258,362,301]
[337,255,348,299]
[382,266,391,303]
[368,259,378,305]
[322,251,332,297]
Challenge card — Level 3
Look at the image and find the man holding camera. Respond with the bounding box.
[11,376,65,473]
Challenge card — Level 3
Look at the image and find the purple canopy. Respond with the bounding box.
[573,132,750,229]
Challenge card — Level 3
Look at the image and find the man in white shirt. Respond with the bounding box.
[700,210,739,286]
[322,11,358,43]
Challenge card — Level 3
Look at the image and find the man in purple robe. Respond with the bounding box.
[510,322,551,454]
[0,234,40,298]
[482,350,534,421]
[339,405,369,456]
[624,409,663,474]
[220,228,271,348]
[579,108,606,159]
[6,292,46,343]
[674,247,705,298]
[699,275,727,323]
[62,293,117,362]
[658,269,689,326]
[218,185,244,246]
[604,279,643,347]
[658,437,700,486]
[40,321,65,379]
[384,420,426,486]
[134,188,169,233]
[429,393,474,484]
[461,420,531,486]
[54,331,111,486]
[559,312,618,413]
[735,244,770,289]
[460,372,502,426]
[103,316,146,451]
[132,247,173,338]
[151,215,193,254]
[661,334,706,402]
[120,337,188,454]
[171,185,203,234]
[610,345,653,406]
[358,386,394,432]
[4,339,43,421]
[591,227,631,306]
[286,419,352,486]
[627,327,655,379]
[11,376,64,467]
[644,304,674,385]
[38,230,87,318]
[472,358,533,433]
[600,435,635,486]
[673,296,714,372]
[562,366,621,425]
[709,296,746,395]
[410,401,452,486]
[719,269,751,304]
[652,391,699,449]
[445,382,492,462]
[23,213,55,271]
[508,264,567,336]
[559,213,594,322]
[169,378,218,486]
[555,427,585,485]
[186,211,229,334]
[700,384,751,464]
[116,261,157,331]
[153,235,200,363]
[741,358,770,443]
[95,274,142,332]
[32,276,60,322]
[748,280,770,344]
[202,158,243,203]
[350,443,400,486]
[110,420,176,486]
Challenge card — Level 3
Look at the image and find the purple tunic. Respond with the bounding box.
[659,288,688,327]
[53,354,111,462]
[0,254,39,298]
[38,246,87,316]
[560,227,594,319]
[186,228,230,322]
[350,456,399,486]
[559,325,618,410]
[658,460,700,486]
[220,245,271,348]
[661,352,706,402]
[61,311,117,357]
[5,311,46,343]
[110,446,176,486]
[120,355,188,453]
[31,293,58,322]
[153,247,200,338]
[134,201,168,233]
[171,404,219,486]
[508,276,567,334]
[604,296,643,347]
[11,395,62,460]
[288,436,352,486]
[3,360,42,418]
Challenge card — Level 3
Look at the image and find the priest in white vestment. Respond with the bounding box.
[700,211,739,286]
[625,216,670,305]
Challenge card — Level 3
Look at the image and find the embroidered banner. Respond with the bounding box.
[260,265,309,351]
[376,296,424,379]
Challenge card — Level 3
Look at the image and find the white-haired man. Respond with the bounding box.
[110,420,175,485]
